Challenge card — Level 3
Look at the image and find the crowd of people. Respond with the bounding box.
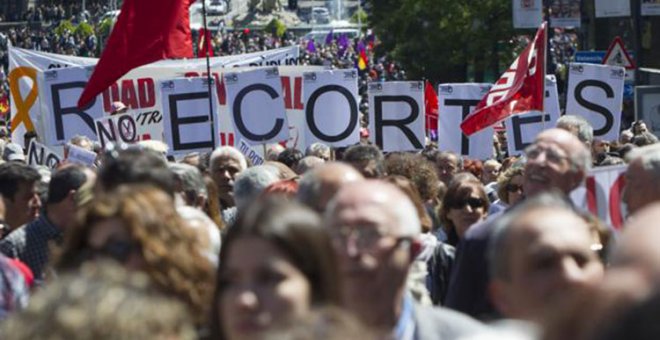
[0,109,658,339]
[0,4,659,338]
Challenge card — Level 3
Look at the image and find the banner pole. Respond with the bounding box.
[201,0,217,148]
[542,21,548,132]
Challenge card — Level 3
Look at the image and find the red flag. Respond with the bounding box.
[197,28,214,58]
[460,22,547,136]
[424,81,438,132]
[78,0,195,108]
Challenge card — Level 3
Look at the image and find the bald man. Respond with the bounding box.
[488,193,603,322]
[324,181,484,339]
[296,162,364,213]
[447,128,592,319]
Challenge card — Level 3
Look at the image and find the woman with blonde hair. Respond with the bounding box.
[57,185,215,327]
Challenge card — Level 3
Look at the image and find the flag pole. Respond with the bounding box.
[201,0,217,147]
[542,21,548,131]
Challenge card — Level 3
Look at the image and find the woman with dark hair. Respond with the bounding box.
[440,176,490,247]
[212,198,341,340]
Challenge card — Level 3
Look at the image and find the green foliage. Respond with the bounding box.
[75,22,94,37]
[98,18,114,37]
[366,0,517,83]
[265,18,287,38]
[55,20,76,36]
[350,8,369,26]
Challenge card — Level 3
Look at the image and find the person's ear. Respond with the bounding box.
[489,279,513,317]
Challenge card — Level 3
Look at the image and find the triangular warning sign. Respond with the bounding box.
[603,36,636,70]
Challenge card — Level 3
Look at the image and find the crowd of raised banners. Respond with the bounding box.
[8,46,627,158]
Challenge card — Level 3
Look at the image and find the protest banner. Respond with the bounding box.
[438,83,494,159]
[367,81,425,152]
[8,45,299,146]
[303,69,360,148]
[94,110,164,148]
[548,0,581,27]
[595,0,630,18]
[38,66,105,146]
[513,0,543,28]
[223,67,290,146]
[66,143,97,167]
[505,75,561,155]
[27,140,61,169]
[238,139,265,166]
[642,0,660,16]
[570,164,627,230]
[160,77,219,155]
[566,63,625,142]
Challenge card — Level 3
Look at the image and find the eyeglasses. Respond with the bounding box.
[524,144,568,165]
[331,226,384,251]
[506,183,523,193]
[449,197,485,210]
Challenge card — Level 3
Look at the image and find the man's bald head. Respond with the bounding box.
[297,162,364,213]
[325,180,421,238]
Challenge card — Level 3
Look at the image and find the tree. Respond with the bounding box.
[366,0,517,84]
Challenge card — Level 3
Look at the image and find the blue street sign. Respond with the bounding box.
[624,84,634,99]
[574,51,636,64]
[575,51,606,64]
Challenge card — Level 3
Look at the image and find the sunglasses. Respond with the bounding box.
[450,197,485,210]
[506,183,523,193]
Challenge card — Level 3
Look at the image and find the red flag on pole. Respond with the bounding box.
[460,22,547,136]
[424,81,439,132]
[197,28,214,58]
[78,0,195,108]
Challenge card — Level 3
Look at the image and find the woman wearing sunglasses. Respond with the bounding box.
[440,175,490,247]
[491,167,525,215]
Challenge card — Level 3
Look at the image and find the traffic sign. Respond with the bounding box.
[603,36,636,70]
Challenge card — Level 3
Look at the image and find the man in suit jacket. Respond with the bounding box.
[324,180,485,339]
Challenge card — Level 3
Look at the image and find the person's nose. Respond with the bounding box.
[234,288,259,311]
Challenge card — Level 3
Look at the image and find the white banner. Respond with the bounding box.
[367,81,425,152]
[566,63,625,142]
[642,0,660,16]
[94,110,164,148]
[66,143,97,167]
[238,139,265,166]
[437,83,493,159]
[595,0,630,17]
[216,66,325,150]
[160,78,219,156]
[27,140,61,169]
[224,67,289,146]
[570,164,627,231]
[549,0,581,28]
[505,75,561,156]
[513,0,543,28]
[8,45,299,147]
[38,66,104,146]
[302,69,360,148]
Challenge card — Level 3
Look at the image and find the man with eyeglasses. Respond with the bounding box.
[446,128,591,320]
[324,181,484,339]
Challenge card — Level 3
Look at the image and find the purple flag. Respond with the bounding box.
[307,39,317,53]
[324,29,334,45]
